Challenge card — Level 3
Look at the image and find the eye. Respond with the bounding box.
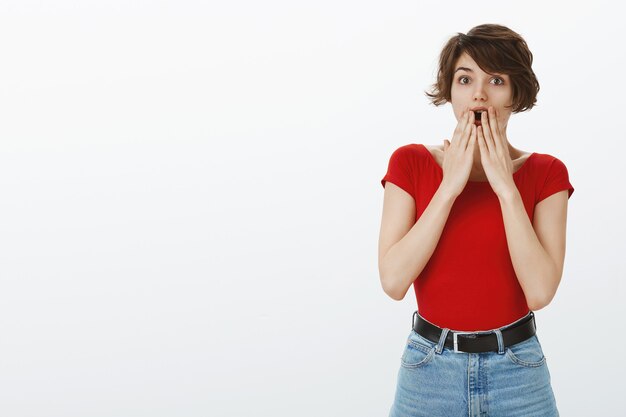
[457,76,505,85]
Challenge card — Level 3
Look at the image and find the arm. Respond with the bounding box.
[378,183,457,301]
[497,189,569,310]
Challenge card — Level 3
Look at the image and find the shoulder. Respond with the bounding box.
[529,152,575,201]
[390,143,437,160]
[421,143,441,157]
[528,151,572,172]
[384,143,428,167]
[387,143,423,157]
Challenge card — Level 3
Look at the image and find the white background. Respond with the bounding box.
[0,1,624,416]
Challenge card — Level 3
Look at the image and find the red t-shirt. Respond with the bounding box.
[380,143,574,331]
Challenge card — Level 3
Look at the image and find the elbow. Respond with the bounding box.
[380,274,407,301]
[527,299,544,311]
[528,275,560,311]
[387,288,405,301]
[529,264,563,311]
[527,292,554,311]
[379,258,411,301]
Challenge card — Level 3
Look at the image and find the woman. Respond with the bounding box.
[379,24,573,417]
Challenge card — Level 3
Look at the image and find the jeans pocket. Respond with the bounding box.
[400,330,437,369]
[505,335,547,368]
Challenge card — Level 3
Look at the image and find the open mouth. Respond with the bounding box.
[473,111,484,127]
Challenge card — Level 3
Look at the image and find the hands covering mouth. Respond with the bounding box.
[473,110,485,127]
[470,107,490,127]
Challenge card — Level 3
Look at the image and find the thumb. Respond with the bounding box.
[443,139,450,151]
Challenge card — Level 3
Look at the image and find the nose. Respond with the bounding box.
[472,83,487,102]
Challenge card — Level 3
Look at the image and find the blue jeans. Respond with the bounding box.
[389,311,559,417]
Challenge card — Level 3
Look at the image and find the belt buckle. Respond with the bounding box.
[452,331,477,353]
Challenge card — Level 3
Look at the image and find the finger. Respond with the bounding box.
[461,110,473,146]
[453,110,469,144]
[477,125,492,155]
[476,124,485,153]
[480,112,495,153]
[496,107,503,132]
[456,110,471,144]
[469,124,477,152]
[466,123,476,151]
[453,111,463,139]
[487,106,502,153]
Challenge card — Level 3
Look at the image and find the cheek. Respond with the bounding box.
[495,115,510,129]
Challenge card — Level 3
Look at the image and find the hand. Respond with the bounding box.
[476,106,516,197]
[440,108,477,197]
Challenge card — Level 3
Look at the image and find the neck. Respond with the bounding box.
[471,140,518,172]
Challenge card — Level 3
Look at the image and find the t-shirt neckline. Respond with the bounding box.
[418,143,536,184]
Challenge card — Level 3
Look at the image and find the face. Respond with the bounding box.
[450,52,513,131]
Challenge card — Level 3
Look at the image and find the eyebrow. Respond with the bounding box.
[454,66,474,73]
[454,66,504,76]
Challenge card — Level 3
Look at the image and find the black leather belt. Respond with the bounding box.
[412,310,536,353]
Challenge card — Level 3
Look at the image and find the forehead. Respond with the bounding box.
[454,52,482,73]
[454,52,506,76]
[455,52,475,65]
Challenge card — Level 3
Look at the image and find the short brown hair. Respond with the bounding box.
[425,24,540,113]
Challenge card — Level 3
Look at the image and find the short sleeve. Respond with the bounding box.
[380,145,415,200]
[536,157,574,203]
